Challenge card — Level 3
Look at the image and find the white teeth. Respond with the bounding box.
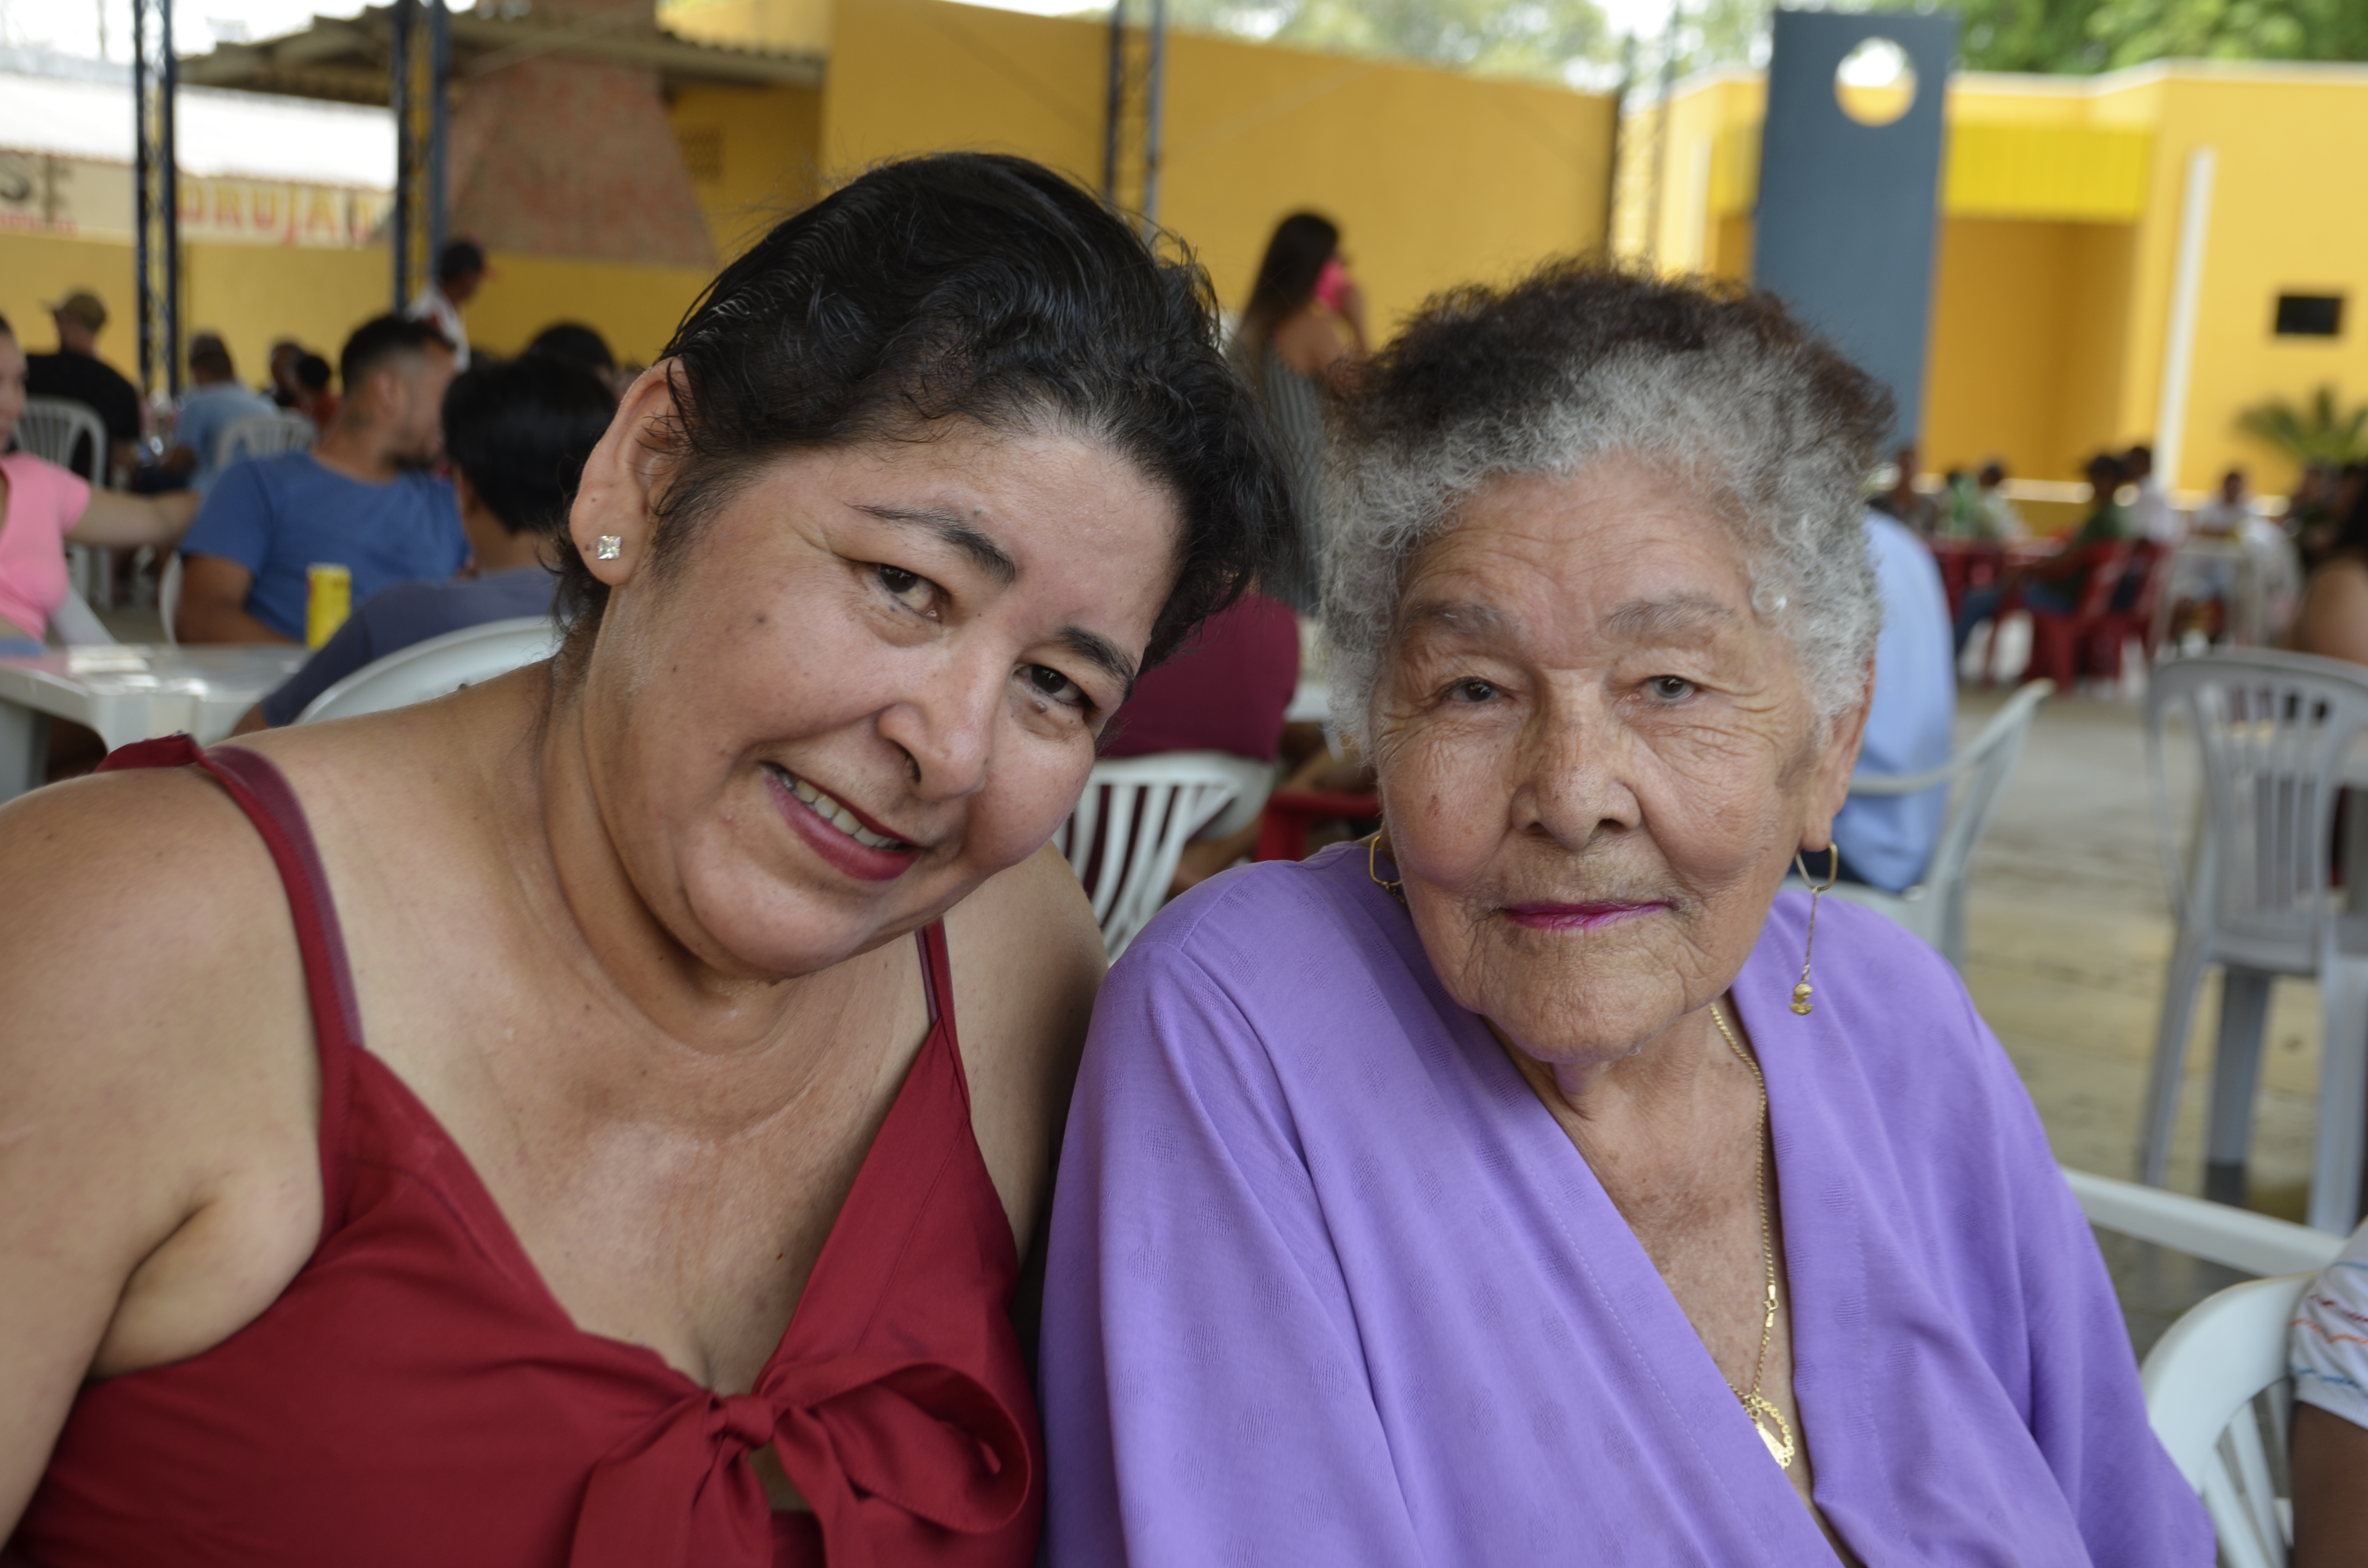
[782,771,906,851]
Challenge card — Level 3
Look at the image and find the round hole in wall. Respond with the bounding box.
[1835,37,1916,126]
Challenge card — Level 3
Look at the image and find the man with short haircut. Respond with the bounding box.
[167,335,278,494]
[177,316,467,644]
[407,239,488,369]
[25,290,142,479]
[241,353,617,727]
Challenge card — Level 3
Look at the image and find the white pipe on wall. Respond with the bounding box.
[2153,146,2216,492]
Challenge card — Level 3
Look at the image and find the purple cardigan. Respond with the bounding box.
[1042,843,2210,1566]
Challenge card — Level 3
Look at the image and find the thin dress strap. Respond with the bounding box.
[96,736,358,1241]
[913,919,971,1104]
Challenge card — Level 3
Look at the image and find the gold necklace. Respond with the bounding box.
[1709,999,1797,1470]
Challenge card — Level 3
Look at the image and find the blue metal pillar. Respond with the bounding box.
[391,0,452,313]
[132,0,181,404]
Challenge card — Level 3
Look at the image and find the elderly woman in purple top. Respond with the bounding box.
[1039,265,2210,1567]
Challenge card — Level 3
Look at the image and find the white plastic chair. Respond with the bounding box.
[14,396,107,482]
[2139,1273,2312,1568]
[159,552,184,644]
[1057,751,1259,960]
[47,586,115,648]
[17,397,113,607]
[296,617,559,723]
[1819,678,2053,969]
[2142,650,2368,1234]
[215,411,316,470]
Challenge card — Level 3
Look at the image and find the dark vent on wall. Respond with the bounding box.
[2274,294,2344,338]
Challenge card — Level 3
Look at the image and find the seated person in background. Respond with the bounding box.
[167,335,279,495]
[293,352,339,431]
[176,316,466,644]
[2288,483,2368,667]
[1953,451,2132,656]
[263,339,304,408]
[526,320,621,394]
[239,352,617,728]
[2125,443,2182,546]
[2287,1220,2368,1565]
[0,312,198,652]
[2193,467,2257,536]
[1832,506,1954,892]
[25,291,141,481]
[1099,588,1300,888]
[1867,441,1937,536]
[1974,458,2024,539]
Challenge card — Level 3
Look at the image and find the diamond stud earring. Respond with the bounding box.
[595,535,622,561]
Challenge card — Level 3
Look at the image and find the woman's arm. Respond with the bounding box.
[1039,941,1426,1568]
[0,773,320,1535]
[2293,1404,2368,1566]
[63,489,199,550]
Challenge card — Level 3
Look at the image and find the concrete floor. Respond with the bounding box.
[1953,685,2324,1350]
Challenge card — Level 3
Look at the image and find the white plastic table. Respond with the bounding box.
[0,644,308,801]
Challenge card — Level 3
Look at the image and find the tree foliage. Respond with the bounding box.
[2237,386,2368,467]
[1161,0,1614,81]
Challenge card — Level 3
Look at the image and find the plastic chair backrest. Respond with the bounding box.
[2139,1273,2311,1568]
[1846,679,2052,964]
[16,397,108,483]
[215,412,316,470]
[296,617,559,723]
[159,552,183,645]
[2146,651,2368,954]
[1058,751,1256,959]
[47,585,114,647]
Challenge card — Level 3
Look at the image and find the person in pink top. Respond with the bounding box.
[0,313,197,649]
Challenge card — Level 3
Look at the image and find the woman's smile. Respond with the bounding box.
[763,762,922,882]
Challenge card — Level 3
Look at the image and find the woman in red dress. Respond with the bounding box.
[0,153,1288,1568]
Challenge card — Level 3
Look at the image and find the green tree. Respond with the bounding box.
[1162,0,1615,81]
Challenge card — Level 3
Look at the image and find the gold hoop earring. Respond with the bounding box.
[1367,831,1406,909]
[1790,848,1838,1016]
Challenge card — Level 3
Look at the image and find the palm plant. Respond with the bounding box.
[2238,385,2368,466]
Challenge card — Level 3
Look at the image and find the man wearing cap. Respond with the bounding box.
[406,239,487,369]
[25,291,142,481]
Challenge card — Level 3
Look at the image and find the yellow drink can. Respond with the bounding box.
[306,562,353,649]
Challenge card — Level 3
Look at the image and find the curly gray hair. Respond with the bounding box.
[1321,262,1891,747]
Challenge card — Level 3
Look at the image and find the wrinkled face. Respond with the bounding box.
[569,408,1179,979]
[1370,456,1867,1068]
[0,333,24,449]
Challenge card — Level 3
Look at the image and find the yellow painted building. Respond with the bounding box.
[1614,60,2368,497]
[5,0,1611,402]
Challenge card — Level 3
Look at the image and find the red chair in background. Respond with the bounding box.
[1256,790,1381,862]
[2082,541,2174,683]
[2012,540,2134,691]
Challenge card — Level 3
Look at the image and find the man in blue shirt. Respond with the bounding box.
[242,351,618,726]
[167,336,279,494]
[1832,507,1957,893]
[178,316,466,643]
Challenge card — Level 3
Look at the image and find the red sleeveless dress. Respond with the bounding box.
[12,738,1044,1568]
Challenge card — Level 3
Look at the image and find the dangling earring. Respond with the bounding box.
[1790,848,1838,1015]
[1367,830,1407,909]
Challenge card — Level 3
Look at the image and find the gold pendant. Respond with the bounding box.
[1789,981,1813,1017]
[1741,1393,1796,1469]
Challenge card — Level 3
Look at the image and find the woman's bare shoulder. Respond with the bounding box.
[942,845,1104,1233]
[0,763,312,1075]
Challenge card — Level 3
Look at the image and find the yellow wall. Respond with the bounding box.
[2125,71,2368,493]
[823,0,1615,335]
[1620,61,2368,494]
[669,81,826,262]
[0,232,142,387]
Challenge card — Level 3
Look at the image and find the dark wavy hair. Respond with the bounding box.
[554,152,1292,676]
[443,354,617,538]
